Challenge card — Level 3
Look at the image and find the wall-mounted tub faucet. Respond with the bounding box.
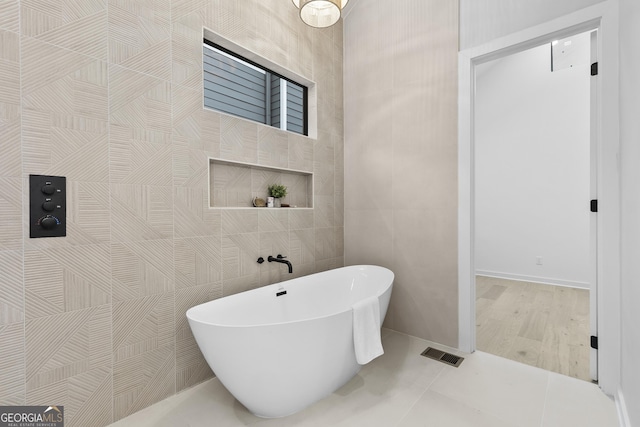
[268,254,293,274]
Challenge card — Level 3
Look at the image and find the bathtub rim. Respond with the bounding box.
[186,264,394,329]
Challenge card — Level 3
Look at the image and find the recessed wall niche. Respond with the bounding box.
[209,158,313,209]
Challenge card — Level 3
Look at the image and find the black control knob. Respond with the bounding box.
[42,201,56,212]
[40,216,58,230]
[42,184,55,195]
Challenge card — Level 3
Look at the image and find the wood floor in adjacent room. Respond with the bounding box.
[476,276,591,382]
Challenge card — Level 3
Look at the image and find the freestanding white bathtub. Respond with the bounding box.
[186,265,394,418]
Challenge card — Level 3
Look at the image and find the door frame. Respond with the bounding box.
[458,1,620,395]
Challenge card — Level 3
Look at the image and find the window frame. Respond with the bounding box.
[203,39,308,136]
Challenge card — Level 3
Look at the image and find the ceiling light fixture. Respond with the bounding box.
[292,0,348,28]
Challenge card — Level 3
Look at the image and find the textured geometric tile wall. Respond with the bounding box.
[0,0,344,425]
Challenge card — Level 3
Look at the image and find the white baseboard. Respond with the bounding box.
[475,270,590,289]
[616,388,632,427]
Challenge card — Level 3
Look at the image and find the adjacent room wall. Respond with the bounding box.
[343,0,459,347]
[475,37,591,288]
[0,0,343,425]
[619,0,640,423]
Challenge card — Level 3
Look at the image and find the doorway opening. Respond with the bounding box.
[473,29,597,382]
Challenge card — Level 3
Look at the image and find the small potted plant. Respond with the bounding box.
[268,184,287,208]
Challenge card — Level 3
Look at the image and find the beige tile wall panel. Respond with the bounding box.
[0,29,21,178]
[174,284,220,391]
[251,4,292,69]
[25,10,107,60]
[112,293,173,361]
[0,322,24,405]
[290,228,315,269]
[21,36,104,104]
[222,274,259,297]
[110,184,173,242]
[311,29,334,83]
[314,195,334,228]
[65,181,111,242]
[22,107,110,182]
[344,209,393,269]
[206,0,258,52]
[172,85,220,152]
[0,118,21,177]
[258,209,288,233]
[289,209,314,230]
[221,209,258,235]
[112,239,175,301]
[222,233,260,281]
[211,162,251,207]
[220,115,258,164]
[173,186,220,238]
[334,135,345,227]
[335,226,344,258]
[258,126,288,168]
[0,250,22,325]
[25,304,112,427]
[288,133,313,172]
[109,66,171,135]
[171,11,204,89]
[21,39,109,181]
[316,257,343,273]
[314,139,335,197]
[171,0,208,24]
[174,236,222,289]
[112,293,174,421]
[0,0,19,32]
[0,178,22,250]
[24,244,111,319]
[113,344,174,421]
[108,0,170,80]
[174,145,209,189]
[315,226,337,262]
[344,0,458,346]
[109,125,173,186]
[20,0,107,60]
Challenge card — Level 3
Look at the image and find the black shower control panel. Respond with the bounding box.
[29,175,66,238]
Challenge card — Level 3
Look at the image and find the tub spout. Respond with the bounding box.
[268,254,293,274]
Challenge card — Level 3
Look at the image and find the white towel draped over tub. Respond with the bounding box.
[352,295,384,364]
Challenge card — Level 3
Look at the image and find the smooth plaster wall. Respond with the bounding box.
[475,39,591,288]
[343,0,459,347]
[0,1,344,425]
[459,0,605,50]
[619,0,640,423]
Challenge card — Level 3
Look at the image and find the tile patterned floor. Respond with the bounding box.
[109,329,619,427]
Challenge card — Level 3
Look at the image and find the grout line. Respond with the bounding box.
[169,0,178,401]
[539,372,552,427]
[18,0,26,407]
[392,384,431,427]
[105,0,115,421]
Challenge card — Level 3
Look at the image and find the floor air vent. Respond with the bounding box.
[420,347,464,367]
